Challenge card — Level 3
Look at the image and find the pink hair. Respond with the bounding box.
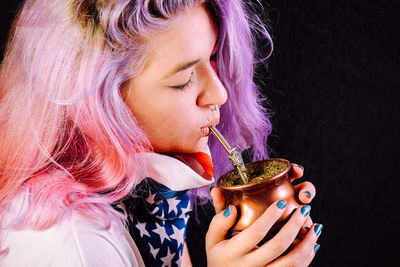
[0,0,272,242]
[0,0,151,233]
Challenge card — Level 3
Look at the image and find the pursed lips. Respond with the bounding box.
[200,116,220,136]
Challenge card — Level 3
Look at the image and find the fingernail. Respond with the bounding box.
[314,244,320,253]
[304,226,310,231]
[223,206,231,217]
[304,191,312,198]
[314,224,323,235]
[301,205,311,217]
[277,200,287,209]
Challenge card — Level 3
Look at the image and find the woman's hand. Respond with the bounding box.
[206,200,322,266]
[206,163,321,266]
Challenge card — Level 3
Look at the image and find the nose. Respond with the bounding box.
[196,63,228,108]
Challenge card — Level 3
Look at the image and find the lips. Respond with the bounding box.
[200,127,210,136]
[200,117,219,136]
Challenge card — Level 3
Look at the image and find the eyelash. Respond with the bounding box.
[170,71,194,91]
[169,52,217,91]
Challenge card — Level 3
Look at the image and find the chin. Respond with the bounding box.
[175,136,209,154]
[153,136,209,154]
[191,136,209,153]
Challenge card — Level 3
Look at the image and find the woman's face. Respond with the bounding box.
[123,5,227,154]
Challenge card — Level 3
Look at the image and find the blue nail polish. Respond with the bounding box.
[301,205,311,217]
[304,191,312,198]
[314,244,320,253]
[304,226,310,231]
[277,200,287,209]
[314,224,323,235]
[223,206,231,217]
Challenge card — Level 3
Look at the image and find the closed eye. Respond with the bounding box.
[169,71,194,91]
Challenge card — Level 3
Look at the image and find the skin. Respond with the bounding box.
[208,165,319,267]
[122,5,226,154]
[122,5,321,267]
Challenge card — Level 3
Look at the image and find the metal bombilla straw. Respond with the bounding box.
[209,126,249,184]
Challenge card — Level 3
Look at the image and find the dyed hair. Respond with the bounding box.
[0,0,272,233]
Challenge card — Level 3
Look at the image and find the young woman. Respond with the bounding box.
[0,0,321,266]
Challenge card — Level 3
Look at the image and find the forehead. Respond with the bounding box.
[140,5,218,75]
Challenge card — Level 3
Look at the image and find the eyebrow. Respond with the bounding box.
[166,59,200,78]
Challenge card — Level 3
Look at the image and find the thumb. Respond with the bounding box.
[210,187,226,214]
[205,205,237,251]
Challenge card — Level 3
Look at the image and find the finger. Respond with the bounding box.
[288,163,304,182]
[298,216,313,239]
[286,224,322,267]
[267,223,322,267]
[228,200,288,256]
[205,205,237,251]
[210,187,226,214]
[294,181,316,204]
[300,243,320,267]
[249,205,311,265]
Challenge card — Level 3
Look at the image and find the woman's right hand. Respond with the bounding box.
[206,188,322,267]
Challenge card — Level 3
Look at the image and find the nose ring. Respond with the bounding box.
[211,105,221,111]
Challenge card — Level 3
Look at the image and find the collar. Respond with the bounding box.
[135,145,214,191]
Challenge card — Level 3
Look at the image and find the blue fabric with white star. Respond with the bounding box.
[121,177,192,267]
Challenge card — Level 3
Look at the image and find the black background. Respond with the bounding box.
[1,1,399,266]
[188,0,399,266]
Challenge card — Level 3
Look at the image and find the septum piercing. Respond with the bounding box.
[211,105,221,111]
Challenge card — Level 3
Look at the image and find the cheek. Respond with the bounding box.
[138,102,191,140]
[124,82,202,152]
[145,109,204,153]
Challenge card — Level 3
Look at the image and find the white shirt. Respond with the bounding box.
[0,210,145,267]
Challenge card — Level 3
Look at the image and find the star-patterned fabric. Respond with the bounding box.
[121,178,192,267]
[115,146,214,266]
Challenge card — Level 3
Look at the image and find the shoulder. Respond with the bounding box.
[0,211,145,267]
